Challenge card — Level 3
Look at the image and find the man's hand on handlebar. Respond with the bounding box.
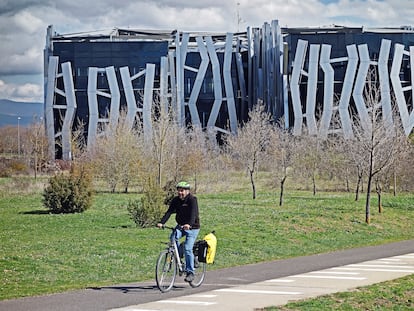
[156,223,191,230]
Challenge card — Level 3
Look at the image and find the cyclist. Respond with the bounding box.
[157,181,200,282]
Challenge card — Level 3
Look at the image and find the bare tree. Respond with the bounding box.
[144,99,186,188]
[294,133,323,195]
[352,69,407,224]
[395,137,414,192]
[342,135,366,201]
[373,122,409,213]
[91,110,142,193]
[267,122,296,206]
[225,103,273,199]
[0,126,19,155]
[203,136,230,193]
[181,126,208,192]
[24,119,49,179]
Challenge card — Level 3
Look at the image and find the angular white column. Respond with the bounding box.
[45,56,58,160]
[120,66,140,128]
[352,44,372,134]
[143,63,155,141]
[206,36,224,132]
[223,33,238,134]
[305,44,319,136]
[175,32,189,126]
[185,36,209,127]
[290,39,308,135]
[87,67,99,150]
[106,66,120,128]
[61,62,77,161]
[319,44,334,139]
[390,43,414,136]
[338,45,358,139]
[378,39,393,130]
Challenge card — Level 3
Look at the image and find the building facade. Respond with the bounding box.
[44,21,414,160]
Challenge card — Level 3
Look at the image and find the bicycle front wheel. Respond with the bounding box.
[189,259,206,288]
[155,250,177,292]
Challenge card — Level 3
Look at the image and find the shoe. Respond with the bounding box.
[184,272,194,282]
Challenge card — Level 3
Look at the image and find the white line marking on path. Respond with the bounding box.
[159,300,216,306]
[310,271,360,275]
[350,264,414,268]
[395,254,414,259]
[216,289,302,295]
[334,267,414,273]
[265,279,295,283]
[291,275,366,280]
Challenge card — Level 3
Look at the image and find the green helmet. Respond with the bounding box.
[176,181,190,189]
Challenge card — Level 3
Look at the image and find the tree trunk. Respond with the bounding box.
[312,173,316,196]
[365,174,372,224]
[34,154,38,180]
[393,170,397,196]
[249,169,256,199]
[194,173,197,194]
[279,175,286,206]
[355,173,362,201]
[376,181,382,213]
[157,155,162,187]
[124,180,129,193]
[365,148,374,224]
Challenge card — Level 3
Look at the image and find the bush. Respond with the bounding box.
[163,180,178,206]
[0,158,28,177]
[128,183,167,228]
[43,171,93,214]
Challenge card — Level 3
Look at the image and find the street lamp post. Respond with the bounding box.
[17,116,21,156]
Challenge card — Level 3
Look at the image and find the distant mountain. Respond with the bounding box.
[0,99,44,128]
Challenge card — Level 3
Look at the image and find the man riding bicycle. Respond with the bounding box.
[157,181,200,282]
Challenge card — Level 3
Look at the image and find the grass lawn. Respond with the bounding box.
[1,177,414,305]
[264,274,414,310]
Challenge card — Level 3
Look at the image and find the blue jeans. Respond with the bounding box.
[171,226,200,274]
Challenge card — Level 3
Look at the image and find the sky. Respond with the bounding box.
[0,0,413,103]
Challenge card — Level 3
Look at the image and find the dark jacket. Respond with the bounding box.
[160,193,200,229]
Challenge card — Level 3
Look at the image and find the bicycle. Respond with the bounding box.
[155,225,207,293]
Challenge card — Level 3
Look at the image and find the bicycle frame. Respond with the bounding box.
[155,225,206,292]
[168,227,185,273]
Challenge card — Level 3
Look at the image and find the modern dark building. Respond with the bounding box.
[44,22,414,159]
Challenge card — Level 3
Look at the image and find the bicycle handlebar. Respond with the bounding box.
[159,225,175,230]
[158,224,190,230]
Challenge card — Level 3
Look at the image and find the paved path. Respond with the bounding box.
[113,252,414,310]
[1,239,413,311]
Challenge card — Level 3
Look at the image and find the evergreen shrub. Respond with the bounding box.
[128,182,167,228]
[43,170,93,213]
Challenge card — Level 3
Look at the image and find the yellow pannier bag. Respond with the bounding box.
[203,231,217,264]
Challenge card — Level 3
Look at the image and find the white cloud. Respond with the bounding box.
[0,79,43,103]
[13,9,44,33]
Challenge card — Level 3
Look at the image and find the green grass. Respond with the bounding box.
[1,181,414,303]
[264,274,414,310]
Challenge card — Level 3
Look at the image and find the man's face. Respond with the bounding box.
[177,188,189,200]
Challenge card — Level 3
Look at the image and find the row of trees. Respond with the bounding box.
[2,71,413,224]
[227,103,413,224]
[73,95,413,224]
[0,120,49,178]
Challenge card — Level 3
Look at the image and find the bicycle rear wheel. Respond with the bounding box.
[189,258,206,288]
[155,250,177,292]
